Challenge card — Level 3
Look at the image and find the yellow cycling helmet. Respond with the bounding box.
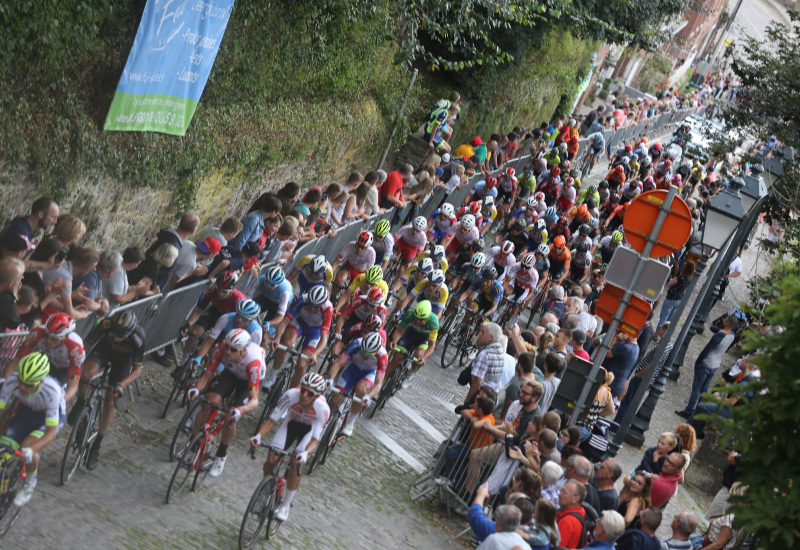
[413,300,432,320]
[365,265,383,285]
[18,352,50,385]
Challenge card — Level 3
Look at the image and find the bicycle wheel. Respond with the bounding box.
[238,476,275,549]
[162,362,192,419]
[370,366,401,418]
[316,342,337,376]
[441,322,468,368]
[60,408,91,485]
[319,410,346,467]
[170,400,201,462]
[0,464,25,536]
[166,433,201,504]
[307,410,340,474]
[254,370,290,436]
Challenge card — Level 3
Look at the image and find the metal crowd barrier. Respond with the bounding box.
[0,331,30,373]
[142,280,209,356]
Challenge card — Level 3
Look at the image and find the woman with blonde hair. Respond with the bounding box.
[577,367,614,443]
[54,214,86,248]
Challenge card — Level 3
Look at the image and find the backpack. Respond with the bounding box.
[565,502,599,548]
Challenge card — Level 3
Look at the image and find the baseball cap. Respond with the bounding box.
[2,232,27,253]
[571,328,587,345]
[197,237,221,255]
[441,153,451,163]
[471,136,483,146]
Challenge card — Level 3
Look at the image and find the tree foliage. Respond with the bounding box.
[710,275,800,547]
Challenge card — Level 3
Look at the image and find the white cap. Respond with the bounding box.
[441,153,451,163]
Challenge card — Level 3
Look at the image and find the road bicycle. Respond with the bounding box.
[162,354,205,419]
[254,344,307,436]
[370,348,419,417]
[0,405,28,536]
[439,297,468,335]
[166,395,229,503]
[60,371,108,485]
[238,445,299,548]
[306,386,363,474]
[440,310,483,369]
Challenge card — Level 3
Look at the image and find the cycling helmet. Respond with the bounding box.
[512,219,527,231]
[672,174,682,183]
[536,243,550,256]
[364,314,383,332]
[576,241,591,254]
[471,252,487,268]
[611,230,624,244]
[588,185,598,195]
[460,214,476,230]
[588,217,599,227]
[306,285,329,306]
[484,176,498,190]
[644,176,655,187]
[225,328,251,351]
[577,204,588,216]
[593,134,603,143]
[534,192,545,203]
[579,224,591,236]
[483,196,494,208]
[300,372,326,394]
[309,255,328,276]
[236,299,261,320]
[526,196,538,209]
[564,177,575,187]
[522,170,534,181]
[500,241,515,255]
[110,310,137,338]
[413,300,432,320]
[654,143,663,151]
[570,168,580,179]
[625,144,633,153]
[264,265,285,286]
[428,269,445,286]
[469,202,481,215]
[534,219,546,232]
[365,265,383,285]
[664,159,673,168]
[599,181,609,190]
[555,217,567,228]
[481,267,498,280]
[45,313,75,339]
[375,219,391,238]
[357,230,374,247]
[473,237,486,250]
[506,167,516,177]
[18,352,50,385]
[621,156,630,165]
[440,203,455,218]
[641,137,648,144]
[366,286,385,305]
[431,245,446,259]
[521,253,535,268]
[554,235,566,248]
[587,198,597,210]
[551,166,561,177]
[361,332,384,355]
[413,216,427,232]
[216,271,238,291]
[544,207,557,222]
[418,257,435,275]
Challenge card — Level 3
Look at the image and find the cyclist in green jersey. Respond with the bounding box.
[385,301,438,380]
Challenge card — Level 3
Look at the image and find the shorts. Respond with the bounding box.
[511,284,529,303]
[473,294,495,313]
[269,418,313,454]
[295,273,325,298]
[287,318,322,355]
[396,240,420,263]
[2,404,65,445]
[340,316,360,340]
[518,187,533,199]
[335,364,376,393]
[342,262,365,282]
[396,329,429,353]
[428,227,448,243]
[87,344,135,386]
[253,295,280,321]
[207,369,253,408]
[423,132,444,148]
[496,187,512,204]
[196,306,224,331]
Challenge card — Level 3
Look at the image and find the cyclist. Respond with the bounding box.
[0,352,65,506]
[71,310,145,470]
[446,252,486,313]
[249,372,330,523]
[478,197,498,235]
[186,299,263,375]
[342,313,387,347]
[385,301,438,382]
[336,264,388,310]
[288,254,333,298]
[604,165,627,192]
[510,196,539,228]
[332,287,388,356]
[444,214,480,260]
[504,253,539,317]
[6,313,84,402]
[391,257,434,296]
[498,219,530,255]
[465,176,498,204]
[532,191,548,216]
[567,203,592,234]
[326,332,388,437]
[569,224,594,251]
[331,230,376,292]
[268,286,334,389]
[517,170,537,200]
[394,216,429,269]
[548,236,572,285]
[444,238,484,287]
[653,158,673,186]
[620,180,642,205]
[181,271,246,365]
[576,184,600,206]
[568,241,592,285]
[426,203,457,244]
[595,230,624,265]
[187,329,265,478]
[557,177,577,212]
[537,167,561,205]
[465,266,504,318]
[485,241,517,281]
[549,217,572,245]
[371,219,395,271]
[583,133,605,176]
[533,243,551,291]
[250,266,292,335]
[455,201,484,229]
[526,219,548,248]
[496,167,518,207]
[414,244,449,275]
[397,269,448,317]
[648,142,663,163]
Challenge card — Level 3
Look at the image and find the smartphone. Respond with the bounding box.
[504,433,516,459]
[506,316,517,331]
[55,247,69,263]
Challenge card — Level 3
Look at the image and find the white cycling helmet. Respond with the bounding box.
[306,286,329,306]
[500,240,515,255]
[460,214,476,230]
[301,372,326,394]
[310,255,328,275]
[361,332,383,355]
[483,196,494,208]
[471,252,486,268]
[428,269,445,285]
[225,328,251,351]
[440,203,455,218]
[521,253,535,268]
[418,257,434,274]
[526,196,538,208]
[536,243,550,255]
[413,216,427,231]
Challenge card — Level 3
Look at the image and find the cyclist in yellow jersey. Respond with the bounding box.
[396,269,449,316]
[479,197,498,235]
[412,245,449,275]
[289,254,333,297]
[391,257,434,294]
[335,265,388,310]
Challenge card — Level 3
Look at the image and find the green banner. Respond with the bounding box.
[105,91,198,135]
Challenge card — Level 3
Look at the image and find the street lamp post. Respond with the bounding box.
[666,178,748,379]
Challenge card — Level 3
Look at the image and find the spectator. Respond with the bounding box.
[476,504,528,550]
[538,428,560,466]
[569,329,590,361]
[53,214,86,249]
[41,245,94,321]
[445,394,495,483]
[465,323,506,404]
[1,233,27,261]
[674,423,697,476]
[565,455,601,513]
[557,426,581,453]
[540,461,564,504]
[538,352,562,412]
[128,214,199,291]
[0,258,24,331]
[689,355,756,439]
[276,181,301,217]
[495,351,541,417]
[617,470,652,528]
[229,193,281,250]
[171,236,222,286]
[650,452,685,508]
[194,216,243,248]
[2,197,59,251]
[594,459,623,512]
[101,247,154,309]
[379,164,411,213]
[587,510,626,549]
[556,480,587,549]
[635,432,677,474]
[616,507,662,550]
[661,511,698,550]
[468,483,532,547]
[576,368,615,442]
[601,331,639,399]
[615,322,671,422]
[18,239,68,323]
[659,261,695,326]
[67,247,105,315]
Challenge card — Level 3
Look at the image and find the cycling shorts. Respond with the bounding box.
[87,344,135,387]
[196,306,224,332]
[518,187,532,199]
[269,418,313,454]
[253,295,280,321]
[428,227,448,243]
[397,329,429,353]
[286,318,322,355]
[423,132,444,148]
[342,262,365,282]
[2,404,65,445]
[473,294,495,313]
[396,240,420,263]
[496,187,512,203]
[207,369,252,408]
[335,364,376,393]
[511,284,529,302]
[340,316,360,341]
[295,273,326,298]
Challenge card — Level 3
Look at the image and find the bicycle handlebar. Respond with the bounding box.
[276,344,310,360]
